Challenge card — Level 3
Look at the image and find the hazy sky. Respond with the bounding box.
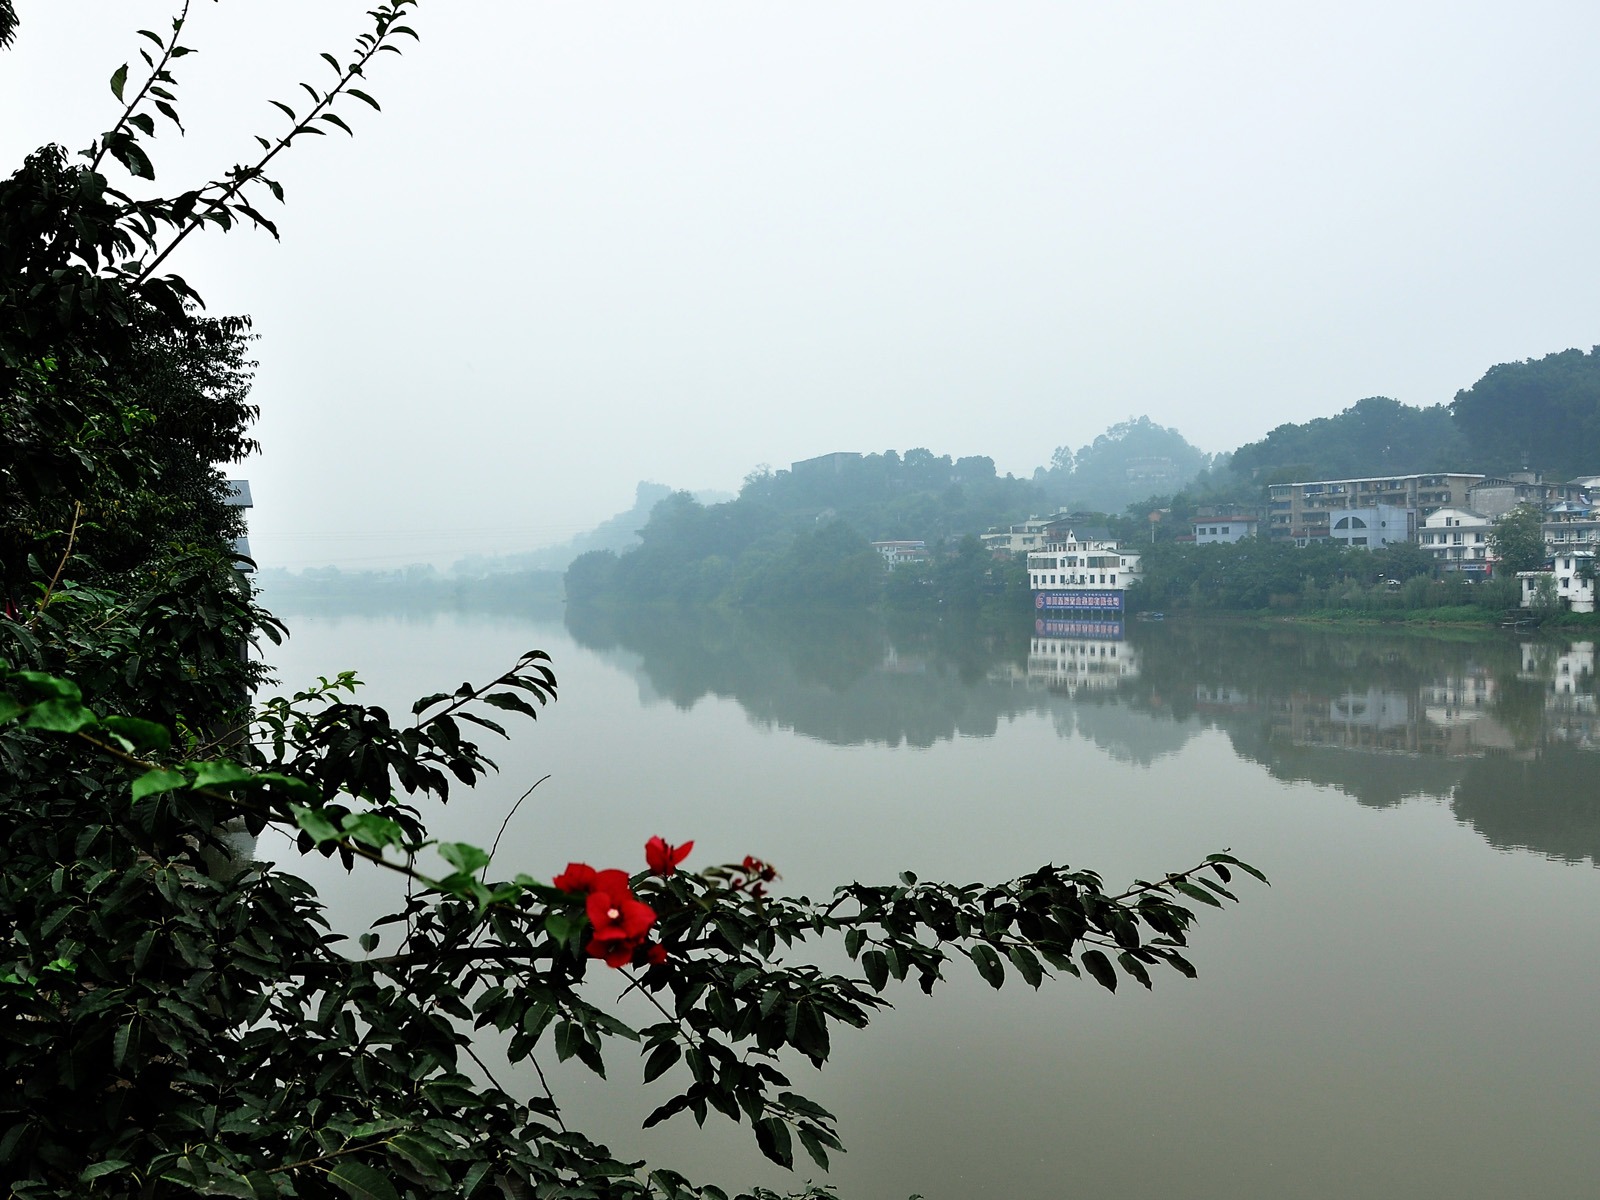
[8,1,1600,567]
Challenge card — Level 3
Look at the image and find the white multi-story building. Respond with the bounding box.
[1519,552,1596,614]
[870,540,927,569]
[1193,515,1260,544]
[1543,501,1600,557]
[1419,507,1492,574]
[981,513,1069,556]
[1026,533,1142,615]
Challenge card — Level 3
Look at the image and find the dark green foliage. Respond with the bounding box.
[570,453,1042,609]
[1451,347,1600,479]
[1130,538,1518,617]
[1230,396,1469,484]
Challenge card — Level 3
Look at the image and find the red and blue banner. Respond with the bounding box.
[1035,590,1124,612]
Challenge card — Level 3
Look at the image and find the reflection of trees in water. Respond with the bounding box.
[1452,748,1600,865]
[564,606,1051,749]
[566,604,1600,863]
[1052,696,1200,767]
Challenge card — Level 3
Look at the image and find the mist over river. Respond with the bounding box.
[255,593,1600,1200]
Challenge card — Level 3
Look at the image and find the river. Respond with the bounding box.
[255,592,1600,1200]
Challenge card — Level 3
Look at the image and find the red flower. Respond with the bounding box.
[645,836,694,876]
[554,860,667,969]
[553,862,598,893]
[645,942,668,965]
[585,885,656,967]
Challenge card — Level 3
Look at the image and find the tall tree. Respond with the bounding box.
[1489,503,1548,575]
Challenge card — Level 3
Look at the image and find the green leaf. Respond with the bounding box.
[131,768,188,802]
[342,813,404,850]
[437,841,490,875]
[861,949,888,992]
[348,88,382,110]
[80,1160,132,1182]
[1117,951,1154,990]
[23,698,98,733]
[110,63,129,101]
[969,943,1005,989]
[102,715,171,753]
[190,760,255,789]
[289,803,340,844]
[1172,880,1224,908]
[797,1126,831,1171]
[112,1020,135,1070]
[327,1161,399,1200]
[754,1117,793,1168]
[1007,944,1044,988]
[387,1136,446,1186]
[554,1020,582,1062]
[320,112,355,136]
[1080,948,1118,992]
[13,671,81,701]
[643,1039,680,1083]
[0,694,23,725]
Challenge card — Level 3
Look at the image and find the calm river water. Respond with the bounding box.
[256,593,1600,1200]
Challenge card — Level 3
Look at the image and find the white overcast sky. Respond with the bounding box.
[7,1,1600,567]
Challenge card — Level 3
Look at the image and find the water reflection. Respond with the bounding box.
[566,607,1600,864]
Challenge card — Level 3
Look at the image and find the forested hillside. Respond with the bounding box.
[567,449,1040,607]
[1450,347,1600,479]
[1229,396,1469,484]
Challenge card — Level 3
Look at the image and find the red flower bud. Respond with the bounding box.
[645,836,694,876]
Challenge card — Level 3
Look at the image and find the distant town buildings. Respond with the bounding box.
[870,540,927,569]
[1266,473,1482,544]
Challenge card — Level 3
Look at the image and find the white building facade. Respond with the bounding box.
[1193,516,1259,544]
[1419,507,1492,574]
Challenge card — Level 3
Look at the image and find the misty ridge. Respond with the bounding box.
[258,344,1600,600]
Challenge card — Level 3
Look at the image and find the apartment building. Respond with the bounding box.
[1266,473,1482,544]
[1419,507,1492,574]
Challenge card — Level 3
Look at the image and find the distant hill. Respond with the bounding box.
[566,448,1042,608]
[452,482,732,577]
[1035,417,1211,513]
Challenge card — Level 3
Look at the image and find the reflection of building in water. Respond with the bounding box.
[1521,642,1595,696]
[1271,683,1520,757]
[1026,636,1139,692]
[1194,684,1258,714]
[1419,671,1513,752]
[1328,688,1410,730]
[1519,642,1598,748]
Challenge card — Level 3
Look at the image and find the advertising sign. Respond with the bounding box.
[1034,590,1124,612]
